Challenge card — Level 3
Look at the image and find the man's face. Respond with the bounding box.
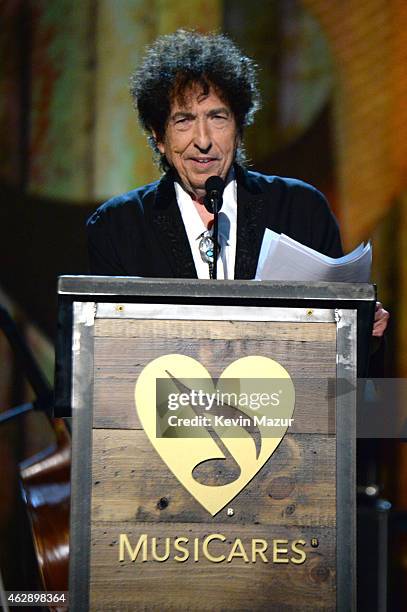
[155,85,239,200]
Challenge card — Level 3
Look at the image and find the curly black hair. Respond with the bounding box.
[130,29,260,168]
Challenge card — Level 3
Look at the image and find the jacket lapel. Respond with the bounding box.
[234,165,266,280]
[149,171,197,278]
[147,166,266,280]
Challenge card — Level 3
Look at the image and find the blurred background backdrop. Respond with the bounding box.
[1,0,406,608]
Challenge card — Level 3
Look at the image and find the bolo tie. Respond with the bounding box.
[198,230,220,279]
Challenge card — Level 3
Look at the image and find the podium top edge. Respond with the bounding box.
[57,275,376,301]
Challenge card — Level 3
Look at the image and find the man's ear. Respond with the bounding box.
[152,130,165,154]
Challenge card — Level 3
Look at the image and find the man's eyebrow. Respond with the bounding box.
[207,107,231,116]
[170,107,231,121]
[170,111,195,120]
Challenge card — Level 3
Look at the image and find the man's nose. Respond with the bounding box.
[193,119,212,153]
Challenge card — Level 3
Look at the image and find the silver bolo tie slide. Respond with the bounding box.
[198,231,220,279]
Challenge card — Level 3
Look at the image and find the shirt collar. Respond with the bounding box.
[174,169,237,245]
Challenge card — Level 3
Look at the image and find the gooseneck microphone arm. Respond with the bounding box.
[204,176,225,280]
[213,207,219,280]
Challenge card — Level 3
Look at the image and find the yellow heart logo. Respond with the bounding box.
[135,355,295,516]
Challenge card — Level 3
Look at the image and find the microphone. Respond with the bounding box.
[204,175,225,214]
[204,176,225,280]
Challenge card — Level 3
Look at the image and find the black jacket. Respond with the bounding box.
[86,165,343,277]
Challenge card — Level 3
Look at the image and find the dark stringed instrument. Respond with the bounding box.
[0,305,70,612]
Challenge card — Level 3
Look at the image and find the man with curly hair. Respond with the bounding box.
[87,30,343,275]
[86,30,388,336]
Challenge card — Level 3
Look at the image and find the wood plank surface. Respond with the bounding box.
[89,317,337,611]
[94,319,336,342]
[91,430,335,527]
[93,319,337,431]
[90,523,336,611]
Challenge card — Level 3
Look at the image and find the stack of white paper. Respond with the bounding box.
[255,229,371,282]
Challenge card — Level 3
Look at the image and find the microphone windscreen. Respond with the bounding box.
[205,175,225,195]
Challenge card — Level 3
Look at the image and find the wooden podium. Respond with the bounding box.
[56,277,376,612]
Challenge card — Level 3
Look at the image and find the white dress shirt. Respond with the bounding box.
[175,178,237,279]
